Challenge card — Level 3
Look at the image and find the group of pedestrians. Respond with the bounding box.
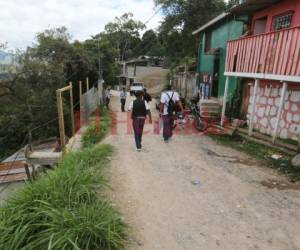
[128,85,182,151]
[104,84,183,151]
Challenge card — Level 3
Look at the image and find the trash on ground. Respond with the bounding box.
[271,154,283,160]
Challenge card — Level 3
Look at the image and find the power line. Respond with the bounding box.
[144,6,163,26]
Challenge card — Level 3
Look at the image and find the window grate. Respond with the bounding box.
[272,12,293,31]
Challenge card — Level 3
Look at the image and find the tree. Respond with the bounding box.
[0,27,95,159]
[155,0,226,61]
[102,13,145,61]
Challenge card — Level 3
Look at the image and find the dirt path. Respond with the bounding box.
[104,91,300,250]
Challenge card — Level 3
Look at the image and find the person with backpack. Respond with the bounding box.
[160,84,183,142]
[128,91,152,151]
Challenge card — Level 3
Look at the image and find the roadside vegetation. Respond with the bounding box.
[0,110,126,249]
[210,134,300,182]
[82,108,111,148]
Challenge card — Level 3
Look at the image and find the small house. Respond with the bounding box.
[192,12,247,103]
[223,0,300,143]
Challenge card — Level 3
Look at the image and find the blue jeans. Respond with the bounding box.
[162,115,174,141]
[132,118,145,149]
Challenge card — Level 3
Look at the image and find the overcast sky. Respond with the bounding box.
[0,0,163,50]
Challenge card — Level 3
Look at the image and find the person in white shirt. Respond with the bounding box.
[120,87,127,112]
[128,91,152,151]
[160,84,183,142]
[104,86,111,110]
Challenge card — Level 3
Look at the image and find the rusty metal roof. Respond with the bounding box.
[230,0,282,14]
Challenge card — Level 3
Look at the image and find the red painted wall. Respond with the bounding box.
[252,0,300,33]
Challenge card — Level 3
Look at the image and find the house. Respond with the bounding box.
[118,56,168,91]
[192,12,247,103]
[223,0,300,143]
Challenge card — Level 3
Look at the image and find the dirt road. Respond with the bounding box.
[104,91,300,250]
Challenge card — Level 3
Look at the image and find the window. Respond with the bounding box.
[254,17,267,35]
[272,11,293,31]
[204,31,212,53]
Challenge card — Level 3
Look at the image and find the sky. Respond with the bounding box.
[0,0,163,50]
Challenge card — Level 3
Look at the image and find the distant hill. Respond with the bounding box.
[0,51,14,64]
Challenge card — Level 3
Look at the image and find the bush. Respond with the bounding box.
[0,145,126,250]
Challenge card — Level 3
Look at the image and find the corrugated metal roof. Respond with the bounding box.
[192,13,230,35]
[192,0,282,35]
[230,0,282,14]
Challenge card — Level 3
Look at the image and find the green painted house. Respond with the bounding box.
[192,13,247,104]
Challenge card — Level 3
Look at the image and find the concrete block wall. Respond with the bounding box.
[247,81,300,141]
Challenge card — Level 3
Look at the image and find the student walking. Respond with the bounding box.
[160,85,183,142]
[120,87,127,112]
[105,86,111,110]
[129,91,152,151]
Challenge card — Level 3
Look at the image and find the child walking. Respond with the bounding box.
[128,91,152,151]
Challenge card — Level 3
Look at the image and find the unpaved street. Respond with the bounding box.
[104,91,300,250]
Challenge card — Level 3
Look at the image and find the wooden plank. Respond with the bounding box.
[240,37,248,72]
[280,30,293,75]
[243,39,250,72]
[0,173,27,184]
[265,33,276,73]
[56,90,66,152]
[0,161,25,171]
[236,39,243,72]
[260,33,270,73]
[69,82,75,136]
[245,38,254,72]
[57,85,71,92]
[286,29,299,75]
[0,168,26,176]
[291,30,300,75]
[86,77,89,91]
[276,31,288,74]
[225,43,230,72]
[252,36,261,73]
[254,36,264,73]
[249,36,257,72]
[272,30,284,74]
[296,52,300,76]
[227,42,233,71]
[225,43,230,71]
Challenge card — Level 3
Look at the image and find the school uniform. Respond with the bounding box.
[128,99,150,150]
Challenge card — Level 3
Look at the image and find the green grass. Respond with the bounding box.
[82,108,111,148]
[0,143,126,248]
[210,134,300,181]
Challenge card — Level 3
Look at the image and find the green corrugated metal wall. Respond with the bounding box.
[198,16,246,104]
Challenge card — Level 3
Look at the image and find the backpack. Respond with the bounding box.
[166,92,175,115]
[144,93,152,102]
[132,99,147,119]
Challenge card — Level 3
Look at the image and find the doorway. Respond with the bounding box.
[212,57,220,97]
